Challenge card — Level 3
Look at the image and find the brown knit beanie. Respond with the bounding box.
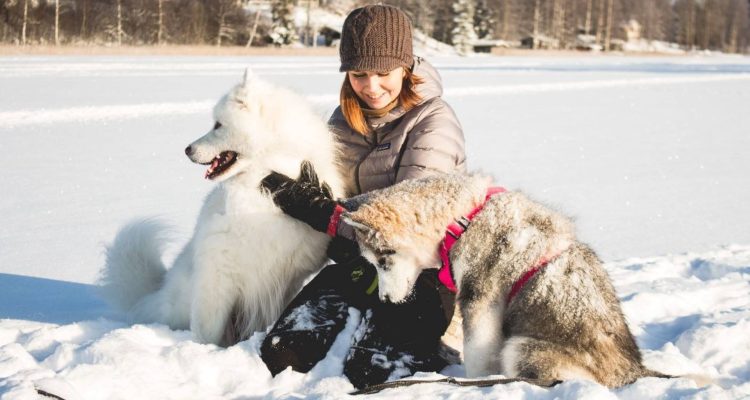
[339,5,414,72]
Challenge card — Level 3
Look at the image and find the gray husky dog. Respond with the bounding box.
[341,173,669,388]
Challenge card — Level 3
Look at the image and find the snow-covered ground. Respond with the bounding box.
[1,54,749,399]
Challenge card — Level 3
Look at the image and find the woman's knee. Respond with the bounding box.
[260,294,351,375]
[260,331,317,375]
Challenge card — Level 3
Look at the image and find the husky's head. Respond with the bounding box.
[343,212,433,304]
[185,69,274,181]
[342,174,491,303]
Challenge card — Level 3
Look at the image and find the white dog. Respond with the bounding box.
[99,70,343,346]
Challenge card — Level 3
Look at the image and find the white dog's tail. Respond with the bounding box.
[98,218,169,314]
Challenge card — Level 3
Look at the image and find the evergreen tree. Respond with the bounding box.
[451,0,477,54]
[270,0,298,46]
[474,0,494,39]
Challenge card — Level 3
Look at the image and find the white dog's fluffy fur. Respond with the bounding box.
[99,70,343,346]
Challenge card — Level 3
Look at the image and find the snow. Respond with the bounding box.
[1,53,750,399]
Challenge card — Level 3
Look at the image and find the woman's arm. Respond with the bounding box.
[260,161,340,234]
[260,161,360,263]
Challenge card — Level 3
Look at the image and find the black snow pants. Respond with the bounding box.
[260,255,455,389]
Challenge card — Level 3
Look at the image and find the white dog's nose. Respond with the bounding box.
[185,145,195,157]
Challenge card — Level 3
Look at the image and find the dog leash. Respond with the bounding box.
[351,376,561,395]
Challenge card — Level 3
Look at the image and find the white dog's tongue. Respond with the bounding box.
[204,158,220,179]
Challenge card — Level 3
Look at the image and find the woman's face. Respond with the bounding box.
[347,67,405,109]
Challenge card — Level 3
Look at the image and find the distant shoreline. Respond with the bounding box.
[0,44,738,58]
[0,45,339,56]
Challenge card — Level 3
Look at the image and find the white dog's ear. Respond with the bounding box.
[231,68,256,110]
[242,68,254,88]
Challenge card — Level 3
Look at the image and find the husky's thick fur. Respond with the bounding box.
[99,71,343,346]
[342,173,667,387]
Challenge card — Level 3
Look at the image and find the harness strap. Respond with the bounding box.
[438,187,506,292]
[505,259,550,305]
[437,187,565,305]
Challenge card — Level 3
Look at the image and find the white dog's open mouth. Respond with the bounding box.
[203,151,238,180]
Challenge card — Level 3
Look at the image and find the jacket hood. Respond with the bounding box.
[412,57,443,101]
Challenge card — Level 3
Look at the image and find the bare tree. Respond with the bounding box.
[603,0,613,50]
[532,0,541,47]
[156,0,164,44]
[22,0,30,45]
[726,0,749,52]
[498,0,516,39]
[79,0,88,38]
[595,0,605,45]
[584,0,592,34]
[552,0,567,45]
[53,0,59,44]
[116,0,122,45]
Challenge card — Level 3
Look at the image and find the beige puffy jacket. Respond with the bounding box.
[329,57,467,196]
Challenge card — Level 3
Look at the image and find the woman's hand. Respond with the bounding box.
[261,161,339,234]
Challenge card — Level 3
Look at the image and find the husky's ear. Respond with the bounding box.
[341,213,370,233]
[343,213,394,252]
[341,213,381,241]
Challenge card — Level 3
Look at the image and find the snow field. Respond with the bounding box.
[1,54,750,398]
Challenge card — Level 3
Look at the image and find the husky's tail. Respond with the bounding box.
[98,218,169,315]
[642,369,714,387]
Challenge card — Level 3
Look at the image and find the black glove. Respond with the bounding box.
[261,161,339,233]
[326,236,361,264]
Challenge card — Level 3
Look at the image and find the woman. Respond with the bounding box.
[259,4,466,389]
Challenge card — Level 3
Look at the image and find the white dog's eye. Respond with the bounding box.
[213,121,222,130]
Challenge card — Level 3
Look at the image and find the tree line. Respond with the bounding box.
[401,0,750,53]
[1,0,748,53]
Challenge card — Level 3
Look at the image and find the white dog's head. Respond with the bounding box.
[341,174,491,303]
[185,69,274,181]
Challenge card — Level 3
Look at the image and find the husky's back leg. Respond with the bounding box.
[99,219,169,313]
[502,337,602,384]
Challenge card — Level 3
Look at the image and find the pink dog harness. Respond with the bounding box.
[438,187,506,292]
[437,187,559,306]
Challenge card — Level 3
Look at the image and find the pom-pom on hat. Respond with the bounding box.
[339,5,414,73]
